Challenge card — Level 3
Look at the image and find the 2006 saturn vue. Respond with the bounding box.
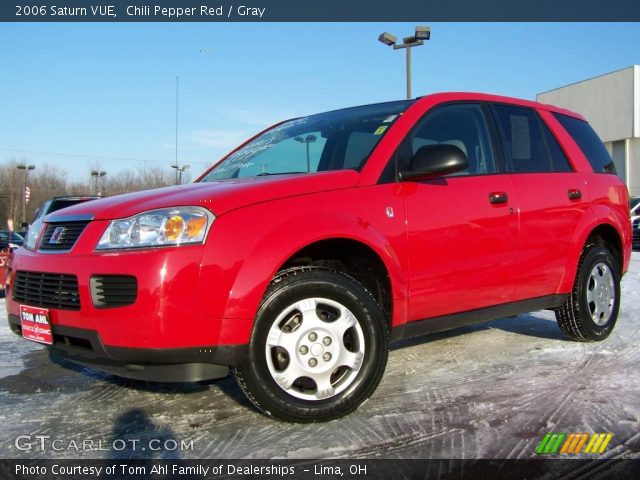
[5,92,632,422]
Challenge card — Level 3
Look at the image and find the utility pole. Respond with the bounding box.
[294,135,317,172]
[91,170,107,196]
[171,164,189,185]
[17,164,35,224]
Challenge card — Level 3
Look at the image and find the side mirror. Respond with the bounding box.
[400,144,469,181]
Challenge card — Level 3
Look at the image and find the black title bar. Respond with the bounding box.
[2,0,640,22]
[1,459,640,480]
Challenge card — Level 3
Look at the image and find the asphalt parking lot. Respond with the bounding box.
[0,253,639,460]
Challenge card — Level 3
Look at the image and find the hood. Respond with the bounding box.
[47,170,360,221]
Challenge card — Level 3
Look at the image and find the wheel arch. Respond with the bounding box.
[278,238,394,331]
[221,215,407,343]
[558,220,624,293]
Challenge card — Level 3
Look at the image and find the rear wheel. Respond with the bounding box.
[235,267,388,422]
[555,243,621,341]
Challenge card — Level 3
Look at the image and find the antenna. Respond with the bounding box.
[175,76,179,184]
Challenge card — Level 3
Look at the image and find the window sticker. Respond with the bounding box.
[510,115,531,160]
[382,114,398,123]
[374,126,388,135]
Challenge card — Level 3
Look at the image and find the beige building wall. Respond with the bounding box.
[537,66,639,198]
[629,138,640,197]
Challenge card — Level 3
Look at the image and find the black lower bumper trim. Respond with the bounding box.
[49,351,230,383]
[8,314,248,382]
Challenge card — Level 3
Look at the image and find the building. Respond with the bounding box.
[537,65,640,197]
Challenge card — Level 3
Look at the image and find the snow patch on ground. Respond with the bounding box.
[0,252,639,459]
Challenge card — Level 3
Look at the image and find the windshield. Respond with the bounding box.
[201,100,413,181]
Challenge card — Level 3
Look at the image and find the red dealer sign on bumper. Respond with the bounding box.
[19,305,53,345]
[0,251,8,288]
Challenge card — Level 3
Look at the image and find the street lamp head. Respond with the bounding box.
[99,171,107,177]
[415,26,431,40]
[378,32,397,46]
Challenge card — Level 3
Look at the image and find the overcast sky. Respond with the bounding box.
[1,22,639,182]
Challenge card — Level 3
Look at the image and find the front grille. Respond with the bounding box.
[39,221,90,251]
[90,275,138,308]
[13,271,80,310]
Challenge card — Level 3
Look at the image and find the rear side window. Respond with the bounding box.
[493,104,571,173]
[552,113,617,174]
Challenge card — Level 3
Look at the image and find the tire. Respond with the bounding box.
[235,267,389,422]
[555,243,621,342]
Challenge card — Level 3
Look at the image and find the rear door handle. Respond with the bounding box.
[489,192,508,204]
[568,189,582,200]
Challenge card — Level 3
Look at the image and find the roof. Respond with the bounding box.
[415,92,586,120]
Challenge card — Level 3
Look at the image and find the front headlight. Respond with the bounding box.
[24,217,45,250]
[96,207,214,251]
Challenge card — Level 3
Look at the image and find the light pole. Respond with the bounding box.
[91,170,107,196]
[294,135,317,172]
[171,164,190,184]
[378,26,431,99]
[17,164,35,224]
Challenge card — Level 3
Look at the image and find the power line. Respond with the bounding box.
[0,146,207,166]
[0,147,164,165]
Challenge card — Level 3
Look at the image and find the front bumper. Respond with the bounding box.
[5,218,255,377]
[5,218,249,348]
[8,314,247,382]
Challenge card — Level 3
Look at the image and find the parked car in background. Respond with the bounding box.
[32,196,102,221]
[24,196,101,251]
[631,197,640,249]
[0,231,24,251]
[4,92,633,422]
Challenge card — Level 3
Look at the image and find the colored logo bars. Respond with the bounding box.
[536,432,613,455]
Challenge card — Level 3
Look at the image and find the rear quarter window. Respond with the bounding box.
[552,113,617,174]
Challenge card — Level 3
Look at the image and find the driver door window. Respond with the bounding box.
[402,103,497,176]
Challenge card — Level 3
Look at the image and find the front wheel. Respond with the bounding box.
[555,243,621,341]
[235,267,389,422]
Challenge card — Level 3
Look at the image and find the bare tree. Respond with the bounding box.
[1,159,180,229]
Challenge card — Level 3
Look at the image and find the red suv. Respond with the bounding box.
[5,93,632,422]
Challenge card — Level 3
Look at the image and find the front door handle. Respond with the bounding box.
[489,191,508,204]
[568,189,582,200]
